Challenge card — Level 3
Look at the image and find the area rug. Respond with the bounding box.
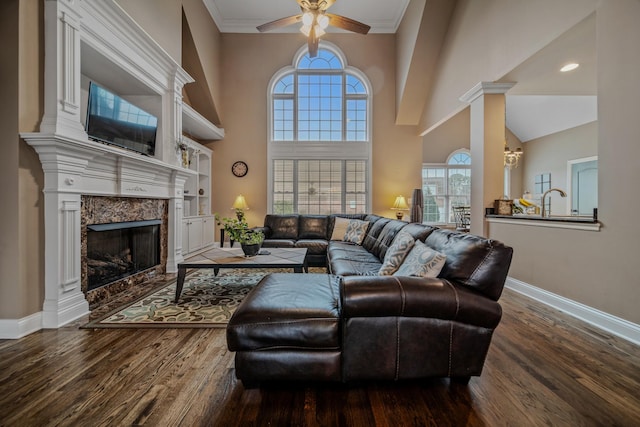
[82,269,268,329]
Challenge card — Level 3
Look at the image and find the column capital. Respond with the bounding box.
[460,82,516,104]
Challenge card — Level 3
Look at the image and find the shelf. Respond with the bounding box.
[182,104,224,140]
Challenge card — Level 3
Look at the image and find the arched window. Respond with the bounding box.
[422,149,471,224]
[268,42,371,214]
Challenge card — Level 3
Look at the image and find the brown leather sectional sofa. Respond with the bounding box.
[227,214,513,386]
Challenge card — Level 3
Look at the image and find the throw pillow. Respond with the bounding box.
[331,217,351,240]
[393,240,447,278]
[343,219,370,245]
[378,231,415,275]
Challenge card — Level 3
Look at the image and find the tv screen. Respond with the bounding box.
[85,81,158,156]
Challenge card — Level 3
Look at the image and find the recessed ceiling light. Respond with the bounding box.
[560,63,580,72]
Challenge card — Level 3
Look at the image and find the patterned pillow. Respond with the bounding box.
[393,240,447,278]
[343,219,369,245]
[331,217,351,240]
[378,231,415,275]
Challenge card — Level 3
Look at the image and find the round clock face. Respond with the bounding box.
[232,161,248,177]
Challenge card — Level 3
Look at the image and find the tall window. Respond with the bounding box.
[422,150,471,224]
[269,42,371,214]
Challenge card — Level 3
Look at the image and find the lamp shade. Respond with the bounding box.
[391,196,409,211]
[232,194,249,211]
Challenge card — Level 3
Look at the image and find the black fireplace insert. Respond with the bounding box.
[86,219,161,291]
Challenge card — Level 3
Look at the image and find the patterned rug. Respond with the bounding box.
[83,269,269,329]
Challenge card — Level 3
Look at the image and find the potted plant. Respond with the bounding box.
[215,215,264,257]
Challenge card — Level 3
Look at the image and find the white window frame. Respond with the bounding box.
[422,149,471,225]
[267,41,372,214]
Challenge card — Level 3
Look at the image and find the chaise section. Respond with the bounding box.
[227,273,343,384]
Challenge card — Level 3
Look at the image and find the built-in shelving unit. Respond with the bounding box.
[181,137,215,255]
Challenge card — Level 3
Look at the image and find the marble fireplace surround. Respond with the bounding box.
[19,1,223,330]
[81,196,169,308]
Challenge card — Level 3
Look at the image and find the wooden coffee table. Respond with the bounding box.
[174,247,308,302]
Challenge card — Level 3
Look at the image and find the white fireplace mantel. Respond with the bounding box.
[21,0,215,330]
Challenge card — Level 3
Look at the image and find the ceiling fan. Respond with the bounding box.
[257,0,371,57]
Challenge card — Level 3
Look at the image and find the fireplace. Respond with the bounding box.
[81,196,169,308]
[86,220,161,291]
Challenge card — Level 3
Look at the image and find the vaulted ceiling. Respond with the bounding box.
[197,1,597,140]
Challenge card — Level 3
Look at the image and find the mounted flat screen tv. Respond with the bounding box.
[85,81,158,156]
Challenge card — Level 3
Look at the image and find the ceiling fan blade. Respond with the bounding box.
[257,14,302,33]
[326,13,371,35]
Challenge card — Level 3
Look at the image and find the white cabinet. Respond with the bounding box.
[180,136,214,256]
[182,215,215,255]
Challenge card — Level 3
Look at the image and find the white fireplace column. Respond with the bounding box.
[28,137,99,327]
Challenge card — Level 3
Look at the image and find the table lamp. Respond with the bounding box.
[391,195,409,220]
[232,194,249,220]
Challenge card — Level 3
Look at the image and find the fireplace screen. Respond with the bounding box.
[86,219,161,291]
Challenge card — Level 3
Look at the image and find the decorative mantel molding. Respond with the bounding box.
[21,0,202,330]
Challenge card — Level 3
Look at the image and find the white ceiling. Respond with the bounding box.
[502,14,597,142]
[202,0,411,33]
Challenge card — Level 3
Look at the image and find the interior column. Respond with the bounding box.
[460,82,514,236]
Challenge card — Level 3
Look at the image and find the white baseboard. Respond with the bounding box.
[0,312,43,339]
[506,277,640,346]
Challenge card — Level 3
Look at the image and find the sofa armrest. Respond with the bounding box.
[340,275,501,329]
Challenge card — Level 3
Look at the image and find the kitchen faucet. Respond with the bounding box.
[541,188,567,217]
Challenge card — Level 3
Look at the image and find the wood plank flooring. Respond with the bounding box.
[1,287,639,426]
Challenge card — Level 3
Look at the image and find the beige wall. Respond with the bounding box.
[116,0,182,63]
[521,121,597,213]
[213,33,422,229]
[423,107,470,163]
[1,0,44,319]
[426,0,639,324]
[182,0,223,126]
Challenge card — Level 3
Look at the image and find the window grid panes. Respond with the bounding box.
[422,152,471,223]
[271,49,368,142]
[298,74,343,141]
[273,98,294,141]
[273,159,367,214]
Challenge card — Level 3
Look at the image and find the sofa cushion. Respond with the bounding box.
[368,220,409,261]
[344,219,369,245]
[330,259,381,276]
[295,239,328,256]
[328,241,381,264]
[361,217,391,252]
[394,240,446,278]
[299,215,329,239]
[264,214,299,239]
[378,231,415,275]
[399,222,438,242]
[262,239,295,248]
[330,216,352,240]
[227,273,341,351]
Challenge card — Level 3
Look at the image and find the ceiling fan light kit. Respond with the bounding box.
[257,0,370,57]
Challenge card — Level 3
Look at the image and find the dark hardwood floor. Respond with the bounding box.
[1,285,639,426]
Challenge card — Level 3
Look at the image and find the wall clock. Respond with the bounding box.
[232,161,248,177]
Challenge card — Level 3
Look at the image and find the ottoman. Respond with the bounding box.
[226,273,342,385]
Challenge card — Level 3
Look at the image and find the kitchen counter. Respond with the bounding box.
[485,214,601,231]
